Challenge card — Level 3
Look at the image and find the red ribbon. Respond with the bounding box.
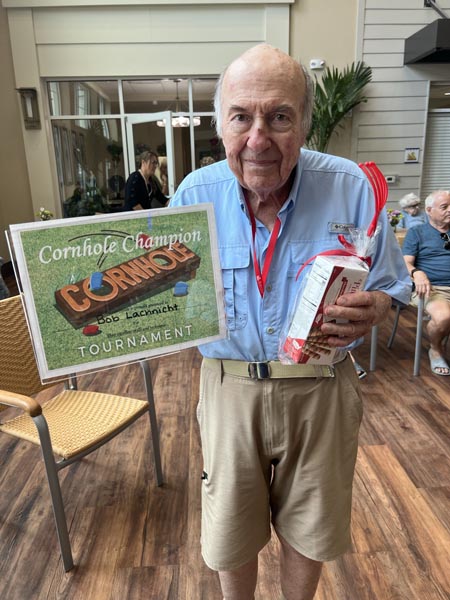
[246,199,281,297]
[294,161,387,282]
[295,248,371,281]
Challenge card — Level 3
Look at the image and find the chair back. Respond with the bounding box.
[0,295,46,401]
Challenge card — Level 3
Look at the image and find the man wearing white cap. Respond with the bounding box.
[398,193,428,229]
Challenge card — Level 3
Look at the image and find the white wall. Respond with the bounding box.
[353,0,450,205]
[290,0,359,158]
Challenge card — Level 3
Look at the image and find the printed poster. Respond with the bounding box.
[9,205,225,381]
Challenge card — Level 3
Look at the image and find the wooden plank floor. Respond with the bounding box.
[0,298,449,599]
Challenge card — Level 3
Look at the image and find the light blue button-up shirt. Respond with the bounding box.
[170,149,411,361]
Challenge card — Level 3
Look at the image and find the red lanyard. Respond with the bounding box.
[245,200,281,297]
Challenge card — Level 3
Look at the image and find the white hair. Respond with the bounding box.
[399,192,420,209]
[425,190,450,209]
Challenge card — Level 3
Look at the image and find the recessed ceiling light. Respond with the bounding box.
[445,92,450,96]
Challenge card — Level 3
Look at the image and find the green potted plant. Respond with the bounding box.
[306,62,372,153]
[63,182,109,217]
[106,142,123,164]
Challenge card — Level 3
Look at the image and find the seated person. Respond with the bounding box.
[398,193,428,229]
[199,155,216,168]
[402,190,450,375]
[123,151,168,211]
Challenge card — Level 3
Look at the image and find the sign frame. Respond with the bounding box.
[8,205,225,381]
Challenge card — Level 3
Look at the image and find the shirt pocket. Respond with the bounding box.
[288,236,343,277]
[220,245,250,331]
[287,239,343,281]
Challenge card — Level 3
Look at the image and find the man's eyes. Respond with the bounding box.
[231,114,251,126]
[229,113,292,127]
[273,113,289,121]
[272,113,292,127]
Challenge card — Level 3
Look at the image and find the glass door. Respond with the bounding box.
[125,112,175,196]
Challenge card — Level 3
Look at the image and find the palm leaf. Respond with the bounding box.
[306,61,372,153]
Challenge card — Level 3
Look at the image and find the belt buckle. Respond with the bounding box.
[248,362,270,379]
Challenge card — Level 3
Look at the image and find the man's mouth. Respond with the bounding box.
[244,158,278,167]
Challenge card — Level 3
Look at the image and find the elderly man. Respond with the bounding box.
[402,190,450,376]
[171,44,410,600]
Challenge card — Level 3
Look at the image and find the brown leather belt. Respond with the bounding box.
[203,358,335,379]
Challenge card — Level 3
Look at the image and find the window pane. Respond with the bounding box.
[98,97,110,138]
[51,119,125,217]
[195,122,225,169]
[75,83,90,129]
[123,79,167,113]
[123,79,192,115]
[48,82,61,116]
[47,81,120,116]
[192,78,217,113]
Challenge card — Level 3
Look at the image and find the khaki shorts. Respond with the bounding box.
[411,285,450,309]
[197,355,363,571]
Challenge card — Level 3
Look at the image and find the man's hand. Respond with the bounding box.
[321,291,391,347]
[411,272,431,298]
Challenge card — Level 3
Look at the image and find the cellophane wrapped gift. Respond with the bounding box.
[279,254,369,365]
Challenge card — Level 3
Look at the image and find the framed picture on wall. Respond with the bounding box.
[404,148,420,163]
[61,127,73,185]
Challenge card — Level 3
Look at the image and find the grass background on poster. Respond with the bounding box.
[19,211,220,370]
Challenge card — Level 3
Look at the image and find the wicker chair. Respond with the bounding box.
[0,295,163,571]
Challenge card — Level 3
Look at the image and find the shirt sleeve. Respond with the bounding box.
[365,208,412,305]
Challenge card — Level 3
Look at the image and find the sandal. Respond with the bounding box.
[428,349,450,376]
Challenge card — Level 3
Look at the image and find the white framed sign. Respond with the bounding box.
[8,205,225,381]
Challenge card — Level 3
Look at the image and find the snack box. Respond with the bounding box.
[283,255,368,364]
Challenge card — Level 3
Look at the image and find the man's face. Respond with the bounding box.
[427,192,450,229]
[220,51,306,200]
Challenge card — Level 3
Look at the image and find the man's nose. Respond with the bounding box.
[246,118,271,152]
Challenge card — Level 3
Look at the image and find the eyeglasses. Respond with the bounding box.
[150,160,159,166]
[440,232,450,250]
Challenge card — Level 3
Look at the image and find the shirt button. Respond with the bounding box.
[266,284,272,292]
[267,327,275,334]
